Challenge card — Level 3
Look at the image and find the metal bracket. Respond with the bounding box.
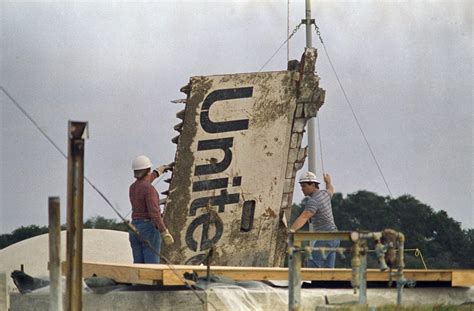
[301,18,315,25]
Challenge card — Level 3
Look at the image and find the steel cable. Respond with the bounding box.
[259,22,302,72]
[1,85,216,310]
[316,115,325,175]
[312,24,394,198]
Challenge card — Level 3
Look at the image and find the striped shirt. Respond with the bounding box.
[303,189,337,231]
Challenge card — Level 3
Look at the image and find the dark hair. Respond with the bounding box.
[300,182,320,189]
[134,168,150,179]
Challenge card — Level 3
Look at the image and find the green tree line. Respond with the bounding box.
[0,216,127,250]
[291,191,473,269]
[2,191,472,269]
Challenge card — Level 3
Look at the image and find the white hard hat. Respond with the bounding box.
[132,155,153,171]
[298,171,320,184]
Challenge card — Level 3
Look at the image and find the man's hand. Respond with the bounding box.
[165,162,175,172]
[161,229,174,245]
[155,164,172,176]
[323,173,331,184]
[323,173,334,195]
[128,222,139,235]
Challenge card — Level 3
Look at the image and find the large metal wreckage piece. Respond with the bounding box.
[162,48,326,267]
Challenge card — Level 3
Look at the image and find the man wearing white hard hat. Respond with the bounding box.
[129,155,174,263]
[290,171,340,268]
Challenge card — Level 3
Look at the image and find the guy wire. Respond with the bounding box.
[1,86,215,310]
[311,24,394,198]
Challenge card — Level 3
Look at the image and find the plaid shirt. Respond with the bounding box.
[129,172,166,233]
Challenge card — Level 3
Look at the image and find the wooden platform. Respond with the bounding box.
[62,261,474,287]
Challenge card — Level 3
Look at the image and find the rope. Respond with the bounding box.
[1,86,215,311]
[406,248,428,270]
[1,86,130,223]
[316,115,325,175]
[1,86,67,159]
[287,0,290,63]
[312,24,394,198]
[258,22,302,72]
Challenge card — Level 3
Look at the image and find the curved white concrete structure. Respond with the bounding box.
[0,229,132,290]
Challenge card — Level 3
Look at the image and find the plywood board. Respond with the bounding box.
[76,262,470,287]
[451,270,474,286]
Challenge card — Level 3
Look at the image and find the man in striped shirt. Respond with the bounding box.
[290,171,340,268]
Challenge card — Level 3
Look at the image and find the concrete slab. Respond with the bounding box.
[9,289,324,311]
[322,287,474,306]
[8,286,474,311]
[10,290,204,311]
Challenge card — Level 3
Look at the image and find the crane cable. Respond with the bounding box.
[0,86,216,311]
[312,23,394,198]
[259,22,302,72]
[287,0,290,64]
[316,115,325,175]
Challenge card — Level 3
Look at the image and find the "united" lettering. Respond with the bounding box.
[185,87,253,255]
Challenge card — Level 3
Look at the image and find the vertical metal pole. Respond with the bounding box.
[288,233,301,311]
[359,249,367,305]
[305,0,317,173]
[396,233,405,306]
[65,121,88,311]
[305,0,313,48]
[351,240,360,294]
[49,197,62,311]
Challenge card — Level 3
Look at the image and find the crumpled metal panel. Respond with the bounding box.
[162,48,325,266]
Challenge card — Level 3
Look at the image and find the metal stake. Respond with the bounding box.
[396,233,406,305]
[288,232,301,311]
[359,249,367,305]
[65,121,88,311]
[48,197,62,311]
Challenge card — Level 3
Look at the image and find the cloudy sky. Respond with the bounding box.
[1,1,472,234]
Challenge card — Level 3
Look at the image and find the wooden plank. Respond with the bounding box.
[0,272,8,311]
[141,267,454,285]
[193,269,288,282]
[83,263,149,285]
[452,270,474,287]
[74,262,471,287]
[162,270,194,286]
[62,262,162,285]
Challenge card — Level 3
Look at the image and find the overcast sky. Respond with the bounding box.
[1,1,472,234]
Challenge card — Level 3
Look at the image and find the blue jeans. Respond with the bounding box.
[305,239,340,268]
[129,219,161,263]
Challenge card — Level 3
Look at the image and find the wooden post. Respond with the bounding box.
[0,272,8,311]
[49,196,62,311]
[65,121,88,311]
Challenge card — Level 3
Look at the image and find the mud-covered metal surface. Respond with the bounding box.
[162,48,325,266]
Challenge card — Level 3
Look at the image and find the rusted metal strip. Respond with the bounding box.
[65,121,88,311]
